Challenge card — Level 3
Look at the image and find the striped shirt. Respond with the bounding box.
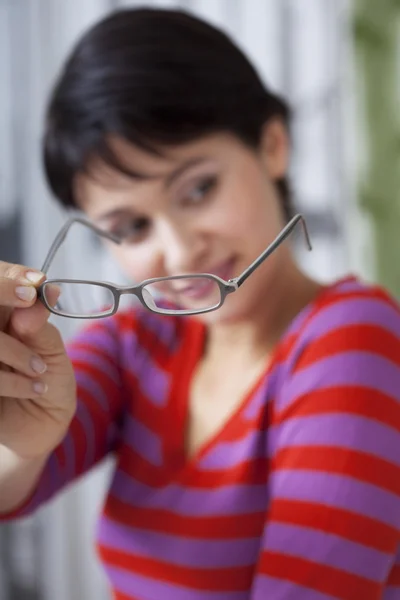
[3,275,400,600]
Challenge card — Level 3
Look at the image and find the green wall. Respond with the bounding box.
[353,0,400,297]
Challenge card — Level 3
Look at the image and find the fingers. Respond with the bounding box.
[0,262,45,308]
[10,284,61,339]
[5,282,65,364]
[0,369,48,399]
[0,331,47,377]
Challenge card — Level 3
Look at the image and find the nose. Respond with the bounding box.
[156,219,208,275]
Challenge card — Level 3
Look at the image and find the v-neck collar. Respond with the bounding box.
[162,317,272,478]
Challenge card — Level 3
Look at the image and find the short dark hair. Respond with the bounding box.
[43,7,293,219]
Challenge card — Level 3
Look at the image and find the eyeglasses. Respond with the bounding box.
[37,213,312,319]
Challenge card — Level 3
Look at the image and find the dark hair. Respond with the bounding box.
[43,7,293,219]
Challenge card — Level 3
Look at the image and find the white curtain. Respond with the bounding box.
[0,1,358,599]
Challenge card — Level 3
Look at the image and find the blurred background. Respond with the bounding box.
[0,0,397,598]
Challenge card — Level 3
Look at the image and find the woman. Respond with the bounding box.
[1,8,400,600]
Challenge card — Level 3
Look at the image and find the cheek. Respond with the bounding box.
[219,166,279,234]
[215,194,272,242]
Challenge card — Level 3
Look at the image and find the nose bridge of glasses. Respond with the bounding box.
[117,284,142,297]
[116,283,158,311]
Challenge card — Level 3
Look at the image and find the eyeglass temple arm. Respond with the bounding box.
[233,214,312,288]
[40,216,121,274]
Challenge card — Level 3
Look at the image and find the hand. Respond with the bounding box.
[0,262,76,458]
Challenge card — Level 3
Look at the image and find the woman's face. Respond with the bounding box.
[75,123,291,324]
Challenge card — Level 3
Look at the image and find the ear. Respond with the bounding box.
[259,118,290,180]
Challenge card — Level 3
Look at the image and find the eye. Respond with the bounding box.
[182,176,218,205]
[110,217,150,243]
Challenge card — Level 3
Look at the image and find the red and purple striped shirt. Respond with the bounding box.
[4,276,400,599]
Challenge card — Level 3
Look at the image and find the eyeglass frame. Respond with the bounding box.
[37,213,312,319]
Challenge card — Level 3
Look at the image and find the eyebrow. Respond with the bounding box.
[94,156,210,222]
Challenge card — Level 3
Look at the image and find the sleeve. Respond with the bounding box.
[0,315,127,520]
[250,292,400,600]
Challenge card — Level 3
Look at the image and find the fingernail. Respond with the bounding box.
[33,381,48,395]
[16,286,36,301]
[30,356,47,374]
[25,271,44,284]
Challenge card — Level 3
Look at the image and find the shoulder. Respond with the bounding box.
[286,276,400,360]
[274,276,400,415]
